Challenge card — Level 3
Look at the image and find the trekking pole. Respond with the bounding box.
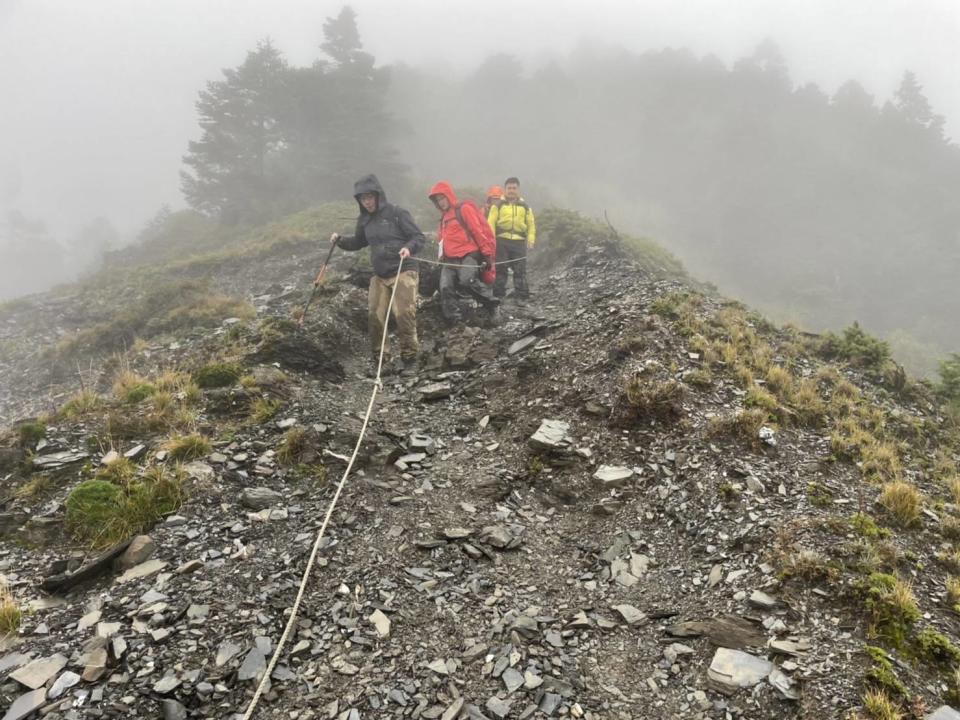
[297,239,338,328]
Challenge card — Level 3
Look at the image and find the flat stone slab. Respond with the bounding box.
[10,653,68,689]
[612,604,647,626]
[237,646,267,681]
[593,465,634,485]
[748,590,779,609]
[32,450,88,469]
[2,687,47,720]
[369,609,390,638]
[418,382,452,400]
[115,558,167,584]
[528,419,571,451]
[48,670,81,699]
[508,335,538,355]
[0,653,32,674]
[241,486,284,510]
[707,648,773,694]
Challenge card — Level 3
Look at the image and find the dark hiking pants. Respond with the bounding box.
[493,239,528,298]
[440,255,496,320]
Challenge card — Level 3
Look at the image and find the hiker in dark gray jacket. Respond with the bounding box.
[331,175,425,371]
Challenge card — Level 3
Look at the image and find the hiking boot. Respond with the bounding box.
[374,357,400,377]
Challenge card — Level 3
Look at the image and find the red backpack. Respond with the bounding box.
[453,200,497,284]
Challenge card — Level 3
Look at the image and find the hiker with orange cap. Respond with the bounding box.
[484,185,504,219]
[428,181,499,326]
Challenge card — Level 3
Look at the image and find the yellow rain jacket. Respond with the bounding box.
[488,199,536,248]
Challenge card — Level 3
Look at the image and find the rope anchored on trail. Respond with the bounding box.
[417,256,528,268]
[242,256,405,720]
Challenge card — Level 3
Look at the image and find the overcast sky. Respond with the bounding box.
[1,0,957,240]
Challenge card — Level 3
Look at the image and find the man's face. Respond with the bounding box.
[504,182,520,201]
[360,192,378,212]
[433,195,450,212]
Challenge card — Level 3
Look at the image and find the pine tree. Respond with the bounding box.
[894,70,944,135]
[280,6,401,204]
[181,40,289,223]
[321,6,374,74]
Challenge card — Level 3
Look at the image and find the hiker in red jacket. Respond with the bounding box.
[428,181,499,326]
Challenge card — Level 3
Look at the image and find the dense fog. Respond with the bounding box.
[1,0,958,372]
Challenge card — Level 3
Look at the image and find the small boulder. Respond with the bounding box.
[115,535,156,570]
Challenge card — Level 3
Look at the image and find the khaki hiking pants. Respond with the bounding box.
[369,271,419,361]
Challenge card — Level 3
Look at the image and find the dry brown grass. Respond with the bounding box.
[708,408,770,446]
[765,365,794,398]
[0,580,21,636]
[861,443,902,484]
[947,576,960,608]
[745,385,779,413]
[861,688,903,720]
[946,476,960,506]
[878,482,921,527]
[620,376,686,424]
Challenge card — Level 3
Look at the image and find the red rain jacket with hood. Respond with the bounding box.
[429,181,496,261]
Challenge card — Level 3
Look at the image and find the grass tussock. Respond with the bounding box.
[708,409,770,446]
[946,577,960,610]
[95,456,138,485]
[851,513,890,540]
[113,370,157,404]
[916,627,960,665]
[250,397,282,423]
[164,433,212,461]
[732,364,754,389]
[14,474,52,503]
[861,443,902,484]
[685,367,713,389]
[778,548,839,582]
[65,466,185,548]
[862,573,920,648]
[194,362,242,389]
[861,688,903,720]
[17,420,46,448]
[745,385,779,413]
[942,515,960,541]
[619,376,685,424]
[945,476,960,506]
[0,580,20,636]
[878,482,921,528]
[765,365,794,398]
[938,548,960,574]
[790,379,828,427]
[864,646,908,699]
[277,428,307,466]
[60,390,105,418]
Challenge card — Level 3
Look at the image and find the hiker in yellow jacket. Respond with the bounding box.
[488,176,535,299]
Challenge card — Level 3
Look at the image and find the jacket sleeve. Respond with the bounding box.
[466,204,496,258]
[336,219,368,251]
[487,204,499,234]
[526,207,536,248]
[397,207,425,256]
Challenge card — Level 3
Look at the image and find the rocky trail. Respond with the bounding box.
[2,226,960,720]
